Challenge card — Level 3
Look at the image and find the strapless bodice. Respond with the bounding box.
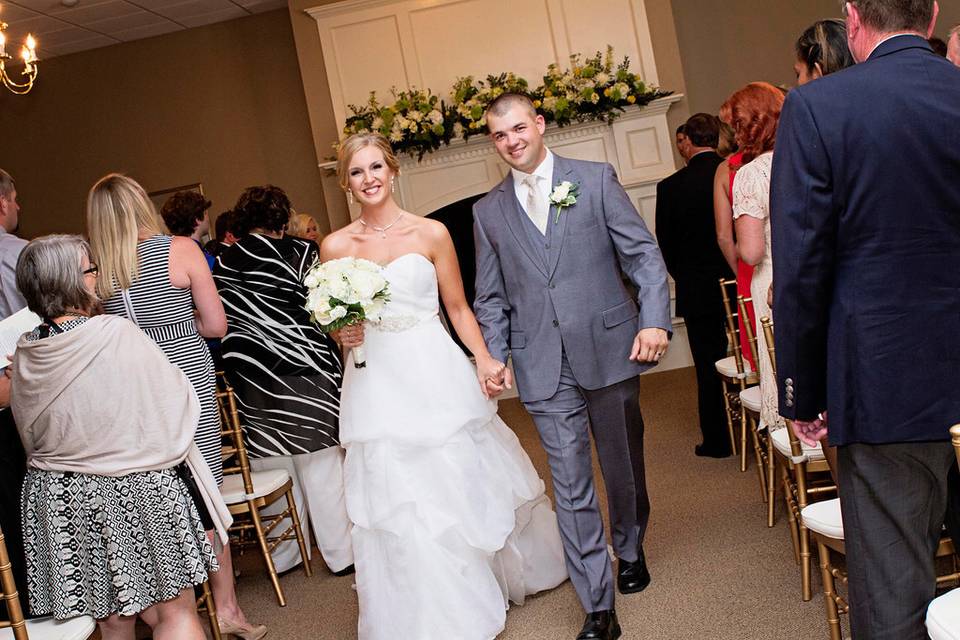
[369,253,439,332]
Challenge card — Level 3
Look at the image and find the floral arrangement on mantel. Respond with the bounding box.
[341,46,671,159]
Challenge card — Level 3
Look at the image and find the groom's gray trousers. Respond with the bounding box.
[523,351,648,612]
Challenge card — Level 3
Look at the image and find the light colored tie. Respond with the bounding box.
[523,174,548,235]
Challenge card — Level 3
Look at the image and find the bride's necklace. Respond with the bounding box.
[359,211,404,239]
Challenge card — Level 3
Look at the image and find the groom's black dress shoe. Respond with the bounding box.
[617,546,651,594]
[576,610,621,640]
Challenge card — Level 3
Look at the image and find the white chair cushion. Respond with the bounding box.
[771,426,825,461]
[715,355,753,379]
[927,587,960,640]
[801,498,844,540]
[0,615,96,640]
[739,386,762,413]
[220,468,290,504]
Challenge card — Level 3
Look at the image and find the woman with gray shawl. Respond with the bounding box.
[9,235,230,640]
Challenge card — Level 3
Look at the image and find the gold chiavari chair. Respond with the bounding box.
[924,424,960,640]
[0,525,96,640]
[761,316,836,601]
[216,384,313,607]
[737,295,769,503]
[196,582,221,640]
[804,424,960,640]
[715,278,759,471]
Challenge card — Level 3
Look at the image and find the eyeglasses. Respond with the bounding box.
[82,263,99,276]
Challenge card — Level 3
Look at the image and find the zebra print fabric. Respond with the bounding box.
[214,234,342,457]
[101,234,223,485]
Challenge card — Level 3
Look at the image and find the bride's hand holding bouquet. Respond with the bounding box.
[304,257,390,368]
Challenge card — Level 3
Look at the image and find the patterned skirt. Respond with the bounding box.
[22,466,218,620]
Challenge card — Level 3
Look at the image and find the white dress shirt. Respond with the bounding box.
[511,149,555,234]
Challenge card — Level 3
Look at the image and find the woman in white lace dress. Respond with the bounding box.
[727,82,785,431]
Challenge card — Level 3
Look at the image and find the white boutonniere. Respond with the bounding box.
[549,181,579,224]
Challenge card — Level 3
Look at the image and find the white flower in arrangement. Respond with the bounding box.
[590,92,600,104]
[453,122,465,138]
[303,257,391,368]
[595,72,610,85]
[549,180,580,224]
[396,115,411,130]
[372,116,385,130]
[428,109,444,125]
[389,128,404,142]
[408,110,423,122]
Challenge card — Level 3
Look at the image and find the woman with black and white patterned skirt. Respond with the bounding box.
[214,185,353,575]
[87,174,265,639]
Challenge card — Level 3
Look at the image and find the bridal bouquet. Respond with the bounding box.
[303,257,390,368]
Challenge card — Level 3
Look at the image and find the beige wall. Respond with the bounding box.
[672,0,960,116]
[288,0,693,223]
[2,9,327,240]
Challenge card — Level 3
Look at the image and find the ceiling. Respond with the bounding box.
[0,0,287,58]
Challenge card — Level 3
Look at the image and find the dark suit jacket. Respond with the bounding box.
[655,151,732,318]
[771,35,960,445]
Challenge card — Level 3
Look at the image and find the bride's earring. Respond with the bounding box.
[347,189,355,205]
[390,176,396,193]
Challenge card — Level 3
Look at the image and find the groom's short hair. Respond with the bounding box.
[485,93,538,120]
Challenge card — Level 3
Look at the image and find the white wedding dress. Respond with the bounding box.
[340,253,568,640]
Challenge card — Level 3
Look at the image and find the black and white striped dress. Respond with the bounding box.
[102,234,223,484]
[213,233,342,457]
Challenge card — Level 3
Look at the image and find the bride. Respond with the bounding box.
[321,132,568,640]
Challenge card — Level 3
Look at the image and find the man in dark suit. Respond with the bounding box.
[771,2,959,638]
[656,113,733,457]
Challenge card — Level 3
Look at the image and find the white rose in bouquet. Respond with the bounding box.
[303,257,391,368]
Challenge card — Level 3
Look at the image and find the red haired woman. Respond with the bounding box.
[726,82,784,433]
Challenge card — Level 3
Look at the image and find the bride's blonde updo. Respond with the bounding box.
[336,132,401,192]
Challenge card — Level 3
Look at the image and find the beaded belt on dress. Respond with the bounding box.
[370,315,422,333]
[141,318,198,341]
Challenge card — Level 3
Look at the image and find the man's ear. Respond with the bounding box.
[927,1,940,39]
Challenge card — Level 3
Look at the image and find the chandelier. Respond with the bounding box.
[0,21,38,95]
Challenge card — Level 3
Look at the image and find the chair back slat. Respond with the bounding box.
[0,526,29,639]
[216,385,257,497]
[718,278,748,376]
[738,296,759,370]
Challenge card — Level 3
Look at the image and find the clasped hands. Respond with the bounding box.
[477,356,512,399]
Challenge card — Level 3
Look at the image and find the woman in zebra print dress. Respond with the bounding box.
[214,185,353,575]
[87,174,264,639]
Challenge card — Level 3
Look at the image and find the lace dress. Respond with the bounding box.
[733,152,785,430]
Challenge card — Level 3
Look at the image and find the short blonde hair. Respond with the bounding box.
[336,133,401,192]
[287,212,322,240]
[86,173,164,300]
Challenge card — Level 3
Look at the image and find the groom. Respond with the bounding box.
[473,93,671,640]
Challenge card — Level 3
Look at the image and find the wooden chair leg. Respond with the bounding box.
[817,540,843,640]
[200,581,222,640]
[767,442,777,528]
[249,503,287,607]
[782,463,800,565]
[721,380,737,455]
[739,398,749,472]
[286,489,313,578]
[750,422,767,502]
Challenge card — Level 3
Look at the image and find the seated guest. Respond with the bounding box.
[10,234,230,639]
[286,211,322,244]
[727,82,785,434]
[160,190,215,270]
[214,186,353,575]
[656,113,734,457]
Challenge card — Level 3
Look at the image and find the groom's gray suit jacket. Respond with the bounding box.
[473,154,671,402]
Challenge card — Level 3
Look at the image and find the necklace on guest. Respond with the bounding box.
[359,211,404,239]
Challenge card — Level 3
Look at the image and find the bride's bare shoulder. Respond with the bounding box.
[320,224,360,260]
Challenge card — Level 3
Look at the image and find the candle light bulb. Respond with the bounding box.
[0,31,6,57]
[26,34,35,50]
